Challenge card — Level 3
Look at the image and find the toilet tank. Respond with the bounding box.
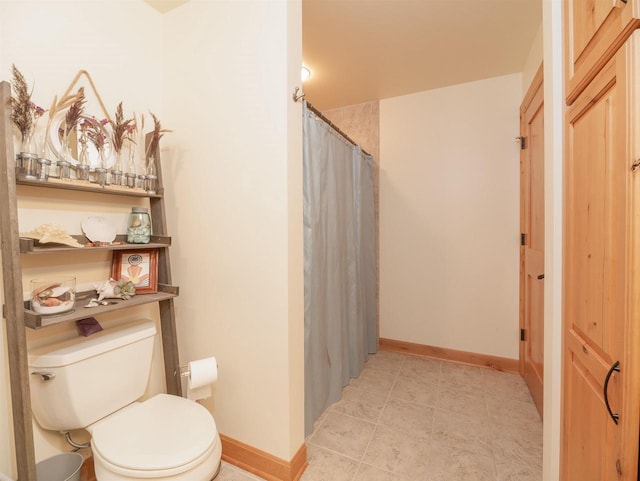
[28,319,157,431]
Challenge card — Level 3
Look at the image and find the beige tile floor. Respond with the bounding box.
[216,351,543,481]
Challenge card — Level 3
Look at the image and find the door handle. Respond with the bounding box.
[604,360,620,425]
[537,274,545,280]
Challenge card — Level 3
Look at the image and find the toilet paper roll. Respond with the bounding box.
[187,357,218,401]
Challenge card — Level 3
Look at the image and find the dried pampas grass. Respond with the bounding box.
[9,64,32,138]
[110,102,135,153]
[146,112,171,159]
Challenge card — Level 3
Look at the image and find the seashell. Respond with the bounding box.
[95,279,117,301]
[86,299,100,308]
[32,282,61,298]
[37,289,53,299]
[49,286,70,297]
[42,297,63,307]
[81,216,117,243]
[21,224,83,248]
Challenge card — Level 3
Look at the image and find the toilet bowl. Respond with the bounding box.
[88,394,221,481]
[27,320,222,481]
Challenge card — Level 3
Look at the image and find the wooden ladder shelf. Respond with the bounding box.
[0,80,182,481]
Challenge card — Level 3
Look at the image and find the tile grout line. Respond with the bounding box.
[421,359,443,481]
[353,354,406,480]
[480,366,502,481]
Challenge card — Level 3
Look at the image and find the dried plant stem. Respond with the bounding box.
[9,64,33,139]
[64,87,85,136]
[110,102,135,153]
[146,112,171,159]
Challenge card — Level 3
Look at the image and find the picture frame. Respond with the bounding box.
[111,249,158,294]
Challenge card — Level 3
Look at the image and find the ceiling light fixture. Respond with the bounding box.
[301,66,311,82]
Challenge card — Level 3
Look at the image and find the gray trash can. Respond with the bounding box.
[36,453,83,481]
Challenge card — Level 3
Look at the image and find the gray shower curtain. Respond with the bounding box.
[303,102,377,435]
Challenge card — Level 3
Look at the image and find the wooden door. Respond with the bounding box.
[519,65,544,418]
[564,0,640,104]
[562,33,640,481]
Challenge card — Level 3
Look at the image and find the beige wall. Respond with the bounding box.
[0,0,304,477]
[379,73,522,360]
[162,0,304,461]
[522,23,543,92]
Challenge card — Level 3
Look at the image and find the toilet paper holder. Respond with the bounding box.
[176,358,219,379]
[176,357,218,401]
[178,364,191,378]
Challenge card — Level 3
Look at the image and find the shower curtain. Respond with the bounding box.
[303,101,377,435]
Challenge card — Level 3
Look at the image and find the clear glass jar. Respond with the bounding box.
[36,158,51,181]
[57,160,71,180]
[125,172,137,188]
[145,174,158,195]
[21,153,38,179]
[111,169,123,186]
[77,164,90,182]
[95,167,108,188]
[127,207,151,244]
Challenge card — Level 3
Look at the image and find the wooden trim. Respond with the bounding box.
[564,4,640,106]
[520,63,544,114]
[379,338,519,373]
[220,434,307,481]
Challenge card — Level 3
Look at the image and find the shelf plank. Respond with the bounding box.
[16,177,163,198]
[19,235,171,254]
[20,283,179,329]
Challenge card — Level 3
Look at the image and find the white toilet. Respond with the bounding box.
[28,319,221,481]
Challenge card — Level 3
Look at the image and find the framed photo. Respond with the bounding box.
[111,249,158,294]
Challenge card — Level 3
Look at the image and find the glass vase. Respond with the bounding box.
[20,130,36,155]
[110,151,123,186]
[40,135,54,162]
[126,140,137,175]
[146,155,156,177]
[95,168,108,188]
[77,139,90,181]
[55,131,73,180]
[98,147,107,169]
[145,156,158,194]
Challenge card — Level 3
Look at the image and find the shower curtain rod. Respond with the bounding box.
[295,88,372,157]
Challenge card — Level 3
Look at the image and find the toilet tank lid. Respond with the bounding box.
[28,319,157,368]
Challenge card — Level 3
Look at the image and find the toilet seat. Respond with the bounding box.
[89,394,220,479]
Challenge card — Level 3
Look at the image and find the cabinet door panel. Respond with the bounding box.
[562,33,640,481]
[565,0,640,105]
[564,350,609,481]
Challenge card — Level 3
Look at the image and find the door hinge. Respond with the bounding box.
[521,233,527,246]
[520,328,526,342]
[516,136,526,150]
